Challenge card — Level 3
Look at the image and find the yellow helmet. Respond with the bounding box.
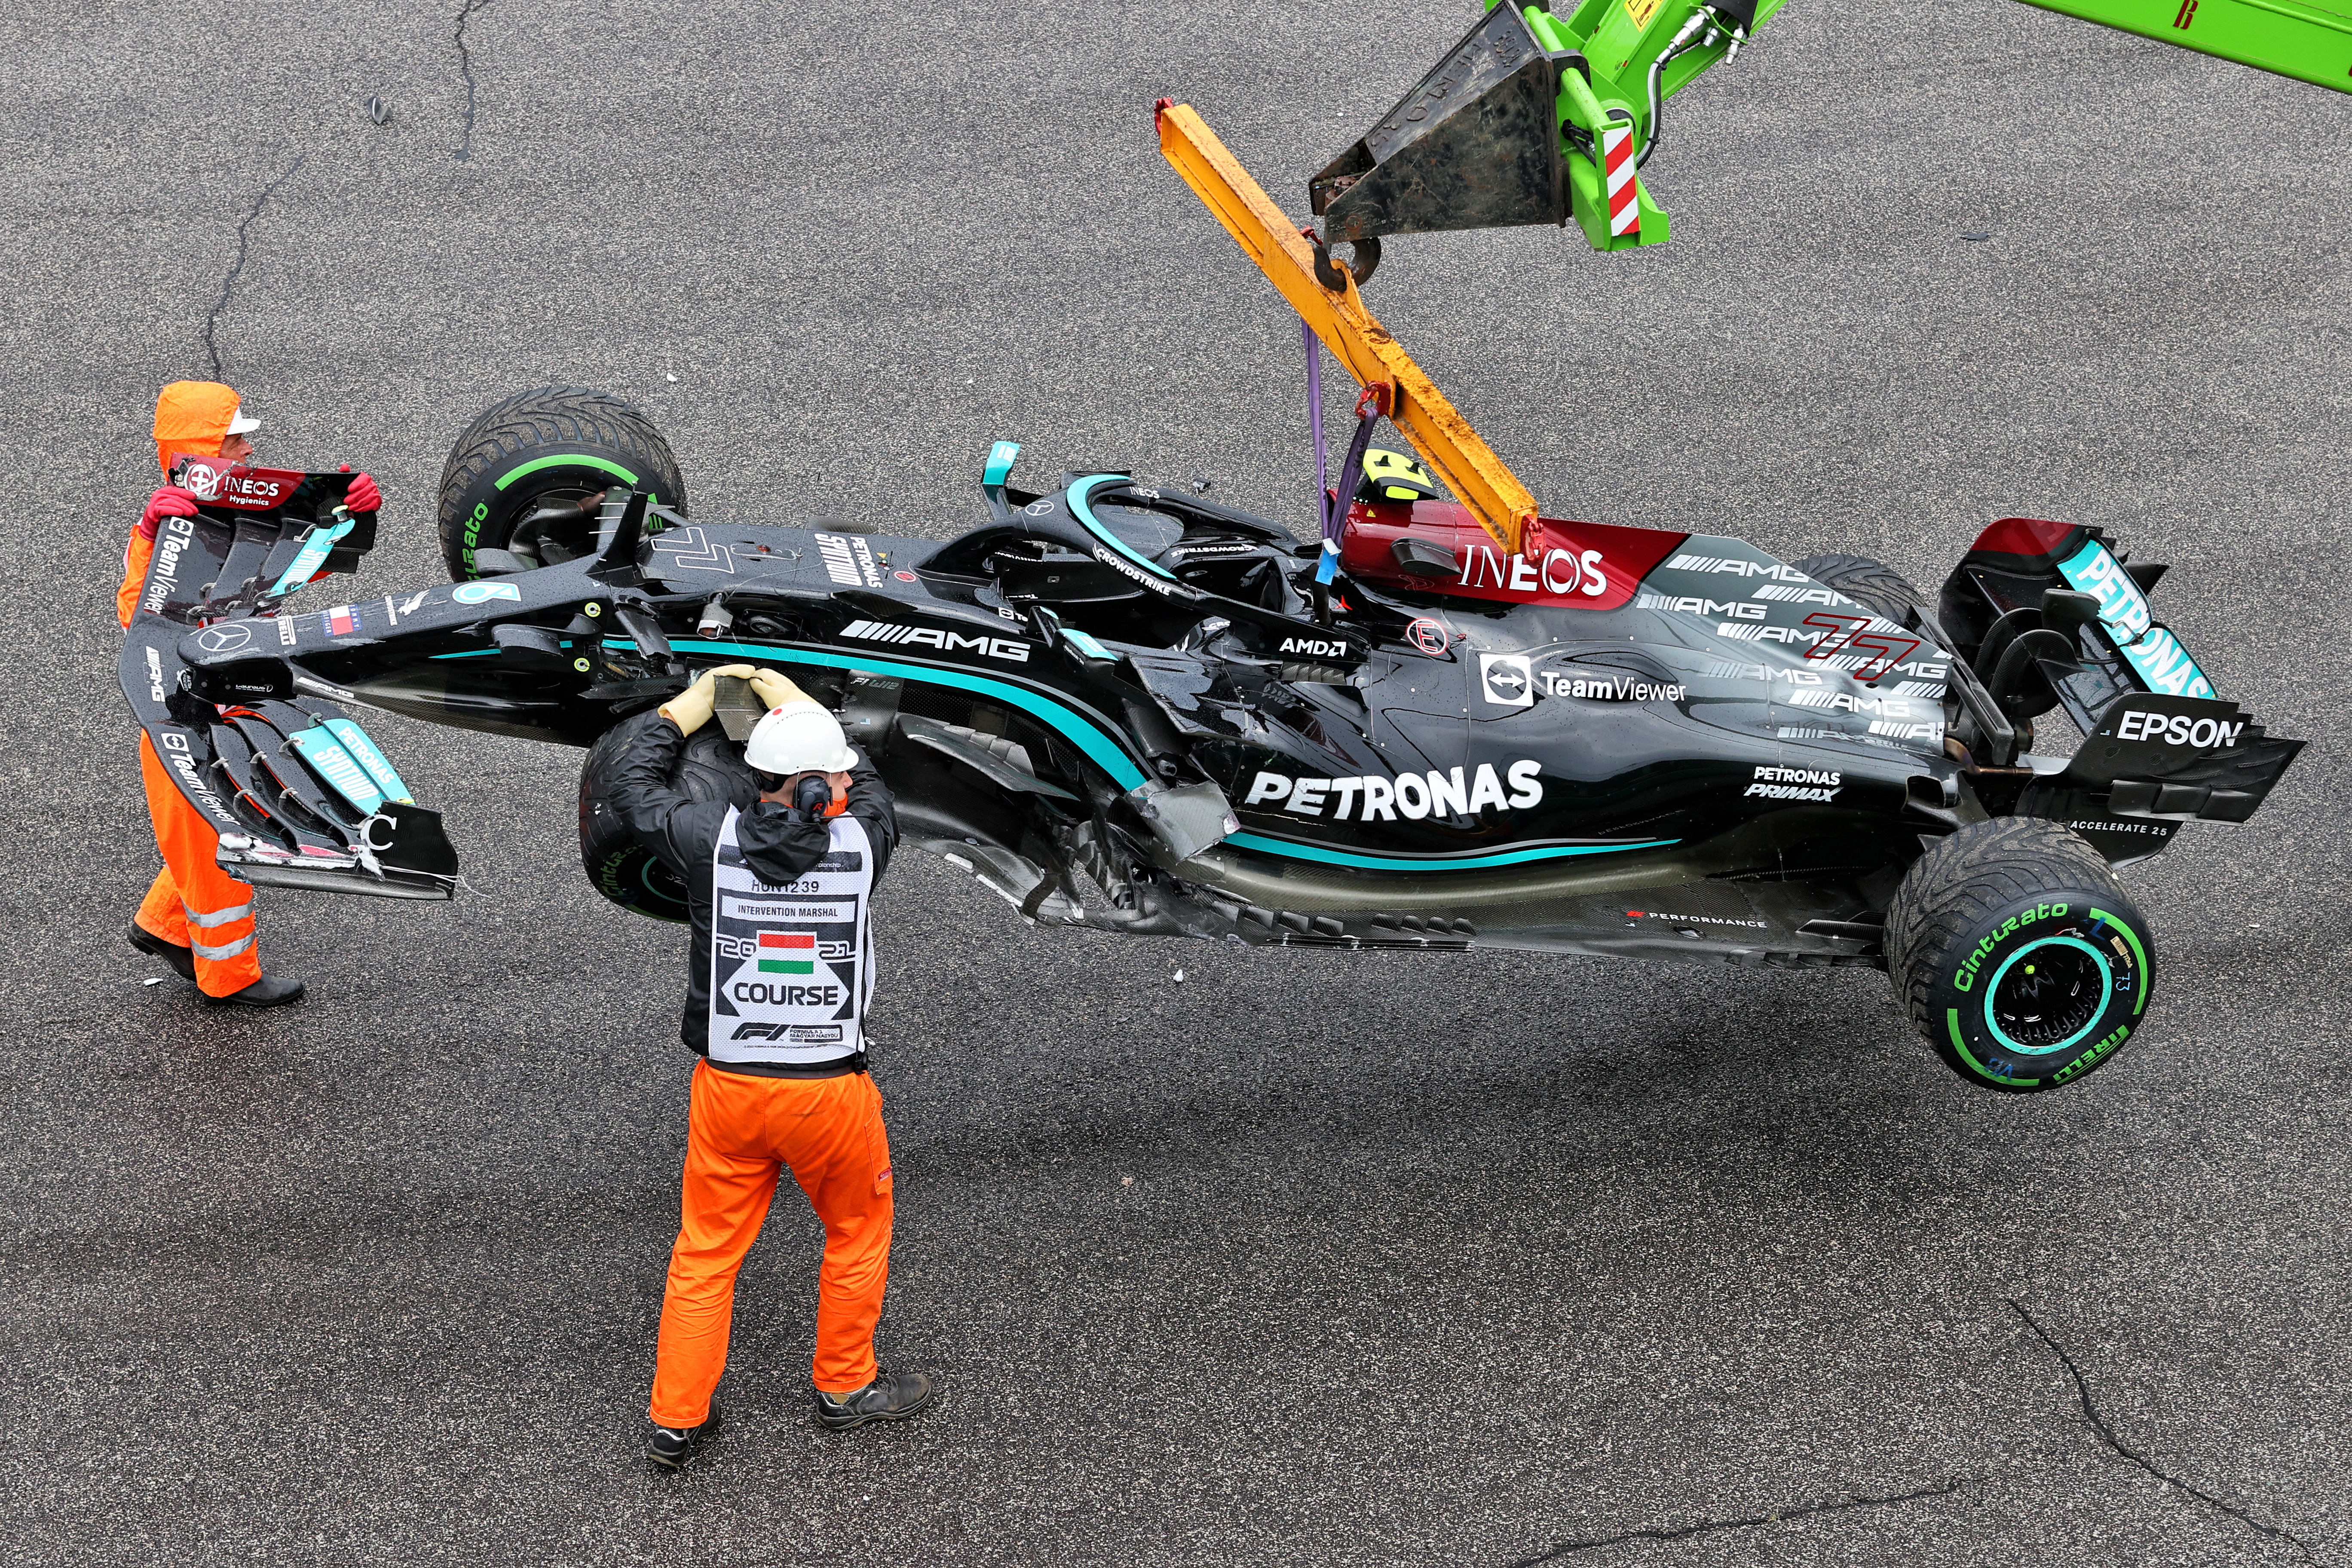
[1355,448,1442,505]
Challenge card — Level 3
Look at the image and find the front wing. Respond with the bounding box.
[120,503,459,900]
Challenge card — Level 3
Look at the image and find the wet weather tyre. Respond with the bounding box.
[437,386,688,579]
[578,710,759,922]
[1884,819,2155,1094]
[1788,553,1926,629]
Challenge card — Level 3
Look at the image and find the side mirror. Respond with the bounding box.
[983,440,1020,518]
[1390,536,1459,579]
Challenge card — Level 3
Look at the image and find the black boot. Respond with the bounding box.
[205,973,307,1008]
[646,1401,721,1470]
[127,923,196,984]
[814,1369,939,1431]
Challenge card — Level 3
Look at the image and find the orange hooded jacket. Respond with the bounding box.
[120,381,243,627]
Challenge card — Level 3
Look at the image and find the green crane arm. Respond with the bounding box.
[1514,0,1792,251]
[1309,1,2344,259]
[2018,0,2352,96]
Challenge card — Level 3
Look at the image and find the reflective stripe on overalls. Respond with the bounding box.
[135,731,264,998]
[707,808,874,1068]
[186,900,256,960]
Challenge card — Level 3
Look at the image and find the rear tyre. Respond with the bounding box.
[437,386,688,580]
[1884,819,2155,1093]
[1788,552,1926,628]
[578,710,759,922]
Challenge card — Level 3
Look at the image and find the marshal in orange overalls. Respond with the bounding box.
[651,1061,896,1423]
[121,381,264,996]
[610,687,920,1436]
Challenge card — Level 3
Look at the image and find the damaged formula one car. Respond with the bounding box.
[120,386,2302,1094]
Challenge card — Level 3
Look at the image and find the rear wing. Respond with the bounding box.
[1938,516,2303,858]
[120,484,459,900]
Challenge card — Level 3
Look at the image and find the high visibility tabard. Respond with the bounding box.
[708,808,874,1066]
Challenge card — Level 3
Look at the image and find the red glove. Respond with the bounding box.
[343,472,381,514]
[138,486,198,542]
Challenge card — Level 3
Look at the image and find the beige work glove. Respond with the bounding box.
[746,668,810,710]
[658,663,756,735]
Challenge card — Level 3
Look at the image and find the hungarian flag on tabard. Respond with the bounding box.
[757,932,815,974]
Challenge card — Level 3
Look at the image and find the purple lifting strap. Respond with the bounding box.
[1305,317,1328,534]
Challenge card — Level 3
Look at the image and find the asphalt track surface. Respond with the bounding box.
[4,3,2348,1563]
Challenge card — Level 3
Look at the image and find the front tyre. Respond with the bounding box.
[577,710,759,922]
[1884,819,2155,1093]
[437,386,688,579]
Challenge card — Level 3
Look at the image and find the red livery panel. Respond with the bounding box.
[176,459,307,512]
[1340,499,1687,610]
[1968,515,2079,559]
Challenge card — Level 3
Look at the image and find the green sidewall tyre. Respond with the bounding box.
[437,386,688,580]
[1886,818,2156,1094]
[577,710,759,922]
[1920,896,2151,1092]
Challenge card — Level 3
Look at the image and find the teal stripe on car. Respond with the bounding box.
[268,514,354,597]
[615,637,1151,789]
[1224,831,1679,872]
[603,637,1674,874]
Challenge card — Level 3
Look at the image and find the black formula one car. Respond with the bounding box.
[119,387,2303,1093]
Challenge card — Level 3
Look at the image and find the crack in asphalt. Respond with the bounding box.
[453,0,494,161]
[2006,1299,2318,1564]
[1505,1475,1973,1564]
[200,154,307,380]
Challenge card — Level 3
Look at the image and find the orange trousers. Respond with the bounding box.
[650,1061,895,1426]
[134,732,263,998]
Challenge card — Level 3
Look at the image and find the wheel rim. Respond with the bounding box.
[1983,935,2111,1054]
[637,852,685,910]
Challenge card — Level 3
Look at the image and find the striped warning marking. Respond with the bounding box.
[1602,124,1639,238]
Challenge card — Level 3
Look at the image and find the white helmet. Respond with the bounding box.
[745,699,858,776]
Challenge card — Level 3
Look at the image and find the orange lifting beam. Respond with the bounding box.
[1154,99,1538,557]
